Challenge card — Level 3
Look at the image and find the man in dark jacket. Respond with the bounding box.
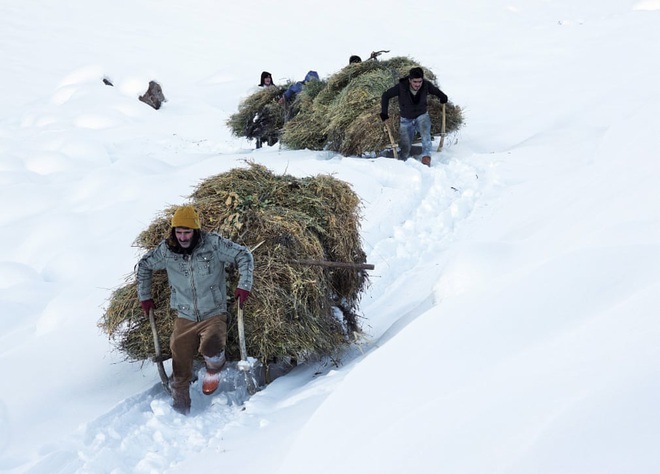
[380,67,448,166]
[137,205,254,414]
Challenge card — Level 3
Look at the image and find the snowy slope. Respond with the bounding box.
[1,1,660,473]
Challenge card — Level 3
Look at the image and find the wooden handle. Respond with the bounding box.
[384,122,399,159]
[148,308,162,357]
[148,308,171,393]
[437,103,446,152]
[290,259,375,270]
[237,304,248,362]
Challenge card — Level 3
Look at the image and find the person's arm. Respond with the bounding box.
[380,85,399,120]
[233,243,254,292]
[136,243,167,303]
[214,235,254,307]
[279,81,302,105]
[212,235,254,291]
[283,81,304,101]
[427,81,448,103]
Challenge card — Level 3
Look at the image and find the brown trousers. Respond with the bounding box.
[169,314,227,392]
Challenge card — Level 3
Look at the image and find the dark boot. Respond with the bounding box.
[421,155,431,167]
[171,386,191,415]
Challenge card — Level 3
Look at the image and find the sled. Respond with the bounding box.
[148,307,265,397]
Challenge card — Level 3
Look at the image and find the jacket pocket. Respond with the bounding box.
[195,251,213,275]
[210,284,223,307]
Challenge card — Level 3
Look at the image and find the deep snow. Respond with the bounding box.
[1,1,660,473]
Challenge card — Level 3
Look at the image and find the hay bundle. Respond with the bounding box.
[227,56,463,156]
[313,60,384,107]
[281,56,462,156]
[279,78,328,151]
[323,69,394,155]
[103,272,176,361]
[226,86,286,145]
[100,162,369,365]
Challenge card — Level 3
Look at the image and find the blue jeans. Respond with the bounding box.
[399,112,432,160]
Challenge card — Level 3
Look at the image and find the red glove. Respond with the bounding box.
[234,288,250,308]
[140,299,155,315]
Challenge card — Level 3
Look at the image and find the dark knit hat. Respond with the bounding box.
[171,206,200,229]
[409,67,424,79]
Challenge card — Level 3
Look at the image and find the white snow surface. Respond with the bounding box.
[1,0,660,473]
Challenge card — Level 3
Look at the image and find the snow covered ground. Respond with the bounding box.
[1,0,660,472]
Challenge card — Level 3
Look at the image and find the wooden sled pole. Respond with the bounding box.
[290,259,375,270]
[237,303,258,395]
[437,103,446,152]
[384,121,399,160]
[148,308,171,394]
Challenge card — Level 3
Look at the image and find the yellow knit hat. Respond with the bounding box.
[171,205,201,229]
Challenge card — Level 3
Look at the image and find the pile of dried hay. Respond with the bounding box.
[227,56,463,156]
[284,56,463,156]
[277,78,327,150]
[226,85,288,146]
[100,162,369,367]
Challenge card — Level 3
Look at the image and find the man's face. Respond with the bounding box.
[409,77,423,91]
[175,228,195,248]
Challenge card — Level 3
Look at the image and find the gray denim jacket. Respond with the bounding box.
[137,231,253,321]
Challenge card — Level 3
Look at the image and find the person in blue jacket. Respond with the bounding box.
[278,70,319,105]
[380,67,448,166]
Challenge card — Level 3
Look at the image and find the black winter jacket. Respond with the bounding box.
[381,77,448,120]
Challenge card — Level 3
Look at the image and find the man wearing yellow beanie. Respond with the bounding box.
[136,205,254,415]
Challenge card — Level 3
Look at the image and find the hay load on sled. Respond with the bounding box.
[227,55,464,156]
[100,163,371,381]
